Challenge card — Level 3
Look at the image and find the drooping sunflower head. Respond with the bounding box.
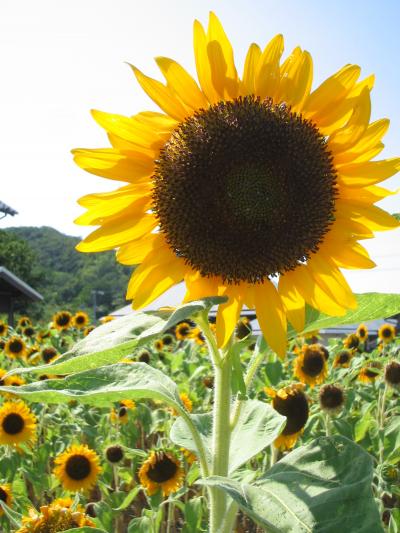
[41,346,58,364]
[0,483,12,515]
[53,311,73,331]
[162,333,174,348]
[0,321,8,337]
[333,349,353,368]
[105,444,124,464]
[267,384,309,450]
[83,325,95,337]
[74,13,399,358]
[138,450,184,497]
[319,384,345,414]
[378,324,396,344]
[16,502,95,533]
[73,311,90,329]
[4,336,27,359]
[384,361,400,389]
[356,323,368,341]
[175,321,192,340]
[53,444,102,492]
[0,401,37,447]
[17,316,31,328]
[137,349,151,364]
[358,361,382,383]
[344,333,360,351]
[293,344,328,387]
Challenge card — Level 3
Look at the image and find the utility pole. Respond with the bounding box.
[92,290,105,323]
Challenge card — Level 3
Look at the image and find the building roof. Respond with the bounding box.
[0,266,43,301]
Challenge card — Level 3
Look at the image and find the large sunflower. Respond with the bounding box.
[4,336,27,359]
[53,444,102,492]
[73,13,399,357]
[293,343,328,387]
[0,401,37,447]
[139,450,184,497]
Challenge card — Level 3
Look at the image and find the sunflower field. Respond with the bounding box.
[0,299,400,532]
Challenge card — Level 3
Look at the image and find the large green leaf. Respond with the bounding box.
[202,436,383,532]
[0,363,183,410]
[294,293,400,337]
[170,400,285,474]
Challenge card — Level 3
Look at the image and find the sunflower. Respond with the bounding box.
[343,333,360,351]
[293,344,328,387]
[73,311,90,329]
[36,330,51,343]
[52,311,73,331]
[139,450,184,497]
[53,444,101,492]
[356,323,368,342]
[17,316,31,328]
[333,349,353,368]
[267,384,309,450]
[0,339,5,351]
[40,346,58,364]
[179,393,193,412]
[319,384,345,414]
[189,327,205,345]
[236,317,252,339]
[0,321,8,337]
[378,324,396,343]
[83,325,95,337]
[105,445,124,464]
[100,315,115,324]
[0,483,12,515]
[4,336,27,359]
[16,503,95,532]
[358,361,381,383]
[0,401,37,446]
[175,321,192,340]
[4,375,26,387]
[181,447,197,465]
[154,339,164,351]
[22,326,35,338]
[384,361,400,388]
[162,333,174,348]
[73,12,399,358]
[0,369,6,386]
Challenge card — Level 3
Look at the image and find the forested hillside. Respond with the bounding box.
[1,226,132,320]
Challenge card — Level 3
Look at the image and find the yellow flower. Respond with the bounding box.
[16,502,95,532]
[83,325,95,337]
[189,327,205,345]
[0,401,37,447]
[0,321,8,337]
[0,483,12,515]
[40,346,58,364]
[175,321,192,340]
[17,316,31,328]
[267,384,309,450]
[110,400,135,424]
[378,323,396,343]
[293,344,328,387]
[356,323,368,341]
[4,336,27,359]
[179,393,193,412]
[154,339,164,351]
[333,349,353,368]
[319,384,345,415]
[358,361,381,383]
[22,326,36,338]
[73,311,90,329]
[53,444,101,492]
[139,450,184,497]
[52,311,73,331]
[73,13,399,358]
[100,315,115,324]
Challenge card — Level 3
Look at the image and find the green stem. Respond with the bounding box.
[324,413,332,437]
[196,312,222,367]
[230,345,266,429]
[210,353,232,533]
[378,384,388,464]
[178,408,209,477]
[166,500,174,533]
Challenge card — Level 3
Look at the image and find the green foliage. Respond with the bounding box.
[3,226,131,319]
[202,436,383,532]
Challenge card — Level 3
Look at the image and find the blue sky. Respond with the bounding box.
[1,0,399,292]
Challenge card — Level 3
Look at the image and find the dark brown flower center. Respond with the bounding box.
[0,487,7,502]
[3,413,24,434]
[106,445,124,463]
[273,389,309,436]
[385,362,400,385]
[57,313,71,326]
[147,452,178,483]
[337,350,351,364]
[153,96,336,283]
[302,348,324,376]
[381,327,393,339]
[75,315,85,324]
[9,340,23,354]
[42,347,57,363]
[65,455,91,480]
[319,384,344,409]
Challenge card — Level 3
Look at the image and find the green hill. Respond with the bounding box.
[1,226,132,321]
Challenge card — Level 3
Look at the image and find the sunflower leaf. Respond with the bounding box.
[0,363,183,410]
[170,399,285,473]
[0,501,22,528]
[200,436,383,533]
[292,292,400,337]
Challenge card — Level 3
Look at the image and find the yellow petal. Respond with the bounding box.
[339,184,397,204]
[331,216,374,239]
[329,242,376,269]
[328,87,371,152]
[338,158,400,187]
[216,286,243,347]
[130,65,189,121]
[183,270,221,302]
[334,143,384,166]
[207,12,239,99]
[116,233,164,265]
[72,148,154,183]
[128,249,186,309]
[254,280,287,359]
[193,19,220,104]
[241,43,262,95]
[76,212,157,253]
[304,64,360,117]
[342,203,400,231]
[277,48,313,110]
[255,34,284,100]
[155,57,208,110]
[278,275,305,332]
[334,118,389,160]
[307,255,357,309]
